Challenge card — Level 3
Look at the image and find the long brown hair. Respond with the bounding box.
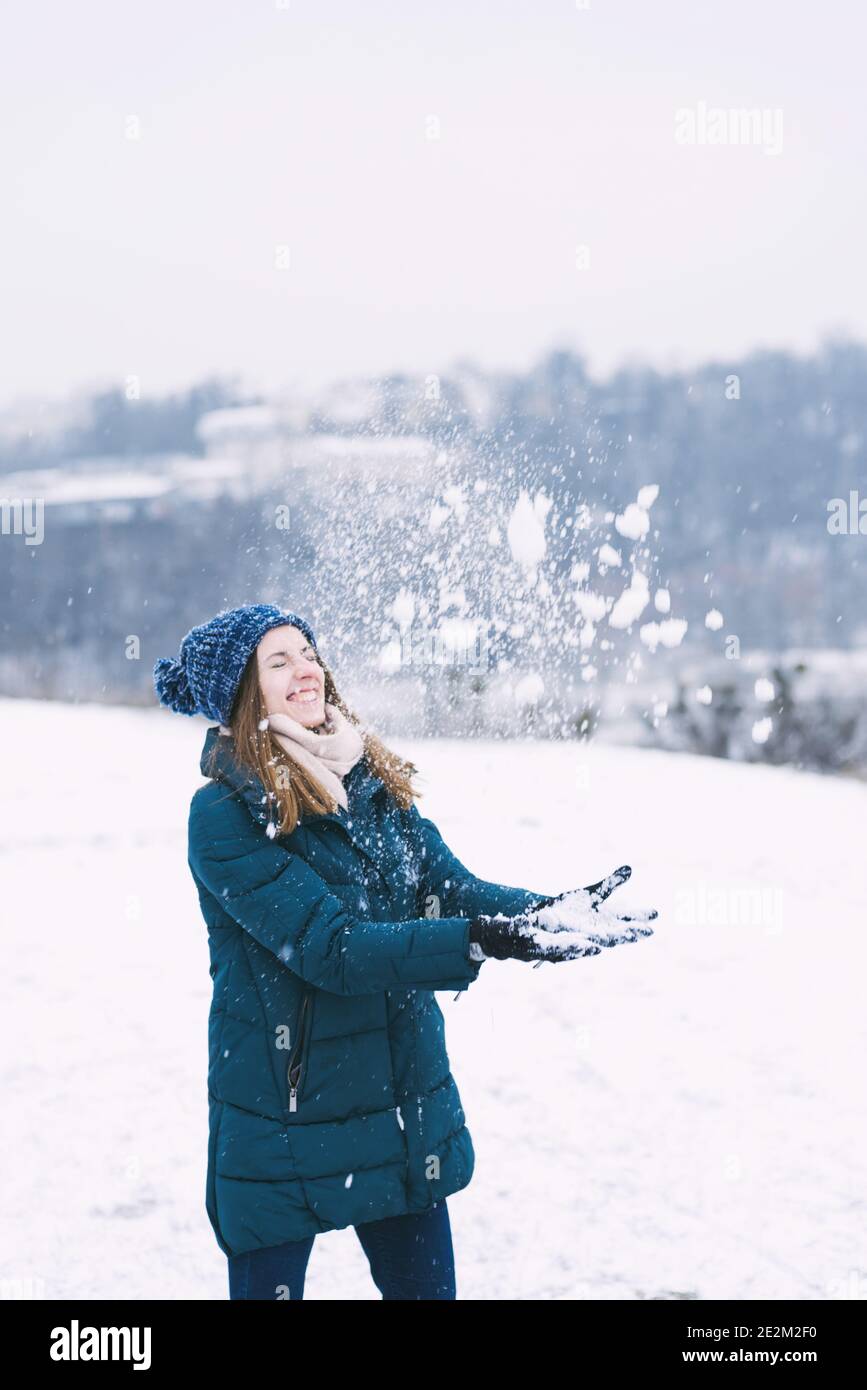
[203,637,422,835]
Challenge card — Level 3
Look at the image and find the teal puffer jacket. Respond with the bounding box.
[187,725,547,1257]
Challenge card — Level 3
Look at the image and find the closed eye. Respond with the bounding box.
[269,646,314,667]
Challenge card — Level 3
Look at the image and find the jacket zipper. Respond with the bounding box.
[287,988,313,1113]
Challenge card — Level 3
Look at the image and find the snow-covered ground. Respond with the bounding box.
[1,696,865,1301]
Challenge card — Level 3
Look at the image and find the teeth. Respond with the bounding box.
[290,690,317,703]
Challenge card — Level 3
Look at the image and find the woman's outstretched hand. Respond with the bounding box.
[532,865,657,925]
[469,864,657,965]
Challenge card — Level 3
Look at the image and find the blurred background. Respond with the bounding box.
[2,0,866,773]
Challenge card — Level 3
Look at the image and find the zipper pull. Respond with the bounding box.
[288,1083,298,1113]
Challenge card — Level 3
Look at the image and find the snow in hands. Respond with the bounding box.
[471,864,658,966]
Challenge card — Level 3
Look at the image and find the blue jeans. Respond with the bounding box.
[227,1199,456,1300]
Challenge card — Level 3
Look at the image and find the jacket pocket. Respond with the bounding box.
[287,986,314,1114]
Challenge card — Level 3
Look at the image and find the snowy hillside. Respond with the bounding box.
[1,697,864,1301]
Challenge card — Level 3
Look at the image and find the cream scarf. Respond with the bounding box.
[219,702,365,811]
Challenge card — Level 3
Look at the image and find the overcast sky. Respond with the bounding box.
[2,0,865,411]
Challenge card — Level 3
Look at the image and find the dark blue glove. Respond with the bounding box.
[469,865,657,964]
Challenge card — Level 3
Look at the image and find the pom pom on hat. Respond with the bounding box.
[153,655,198,715]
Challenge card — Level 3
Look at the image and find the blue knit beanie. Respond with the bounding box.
[153,604,318,725]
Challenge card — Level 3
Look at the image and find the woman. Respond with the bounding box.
[154,603,655,1300]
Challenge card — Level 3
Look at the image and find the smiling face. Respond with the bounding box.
[256,624,327,729]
